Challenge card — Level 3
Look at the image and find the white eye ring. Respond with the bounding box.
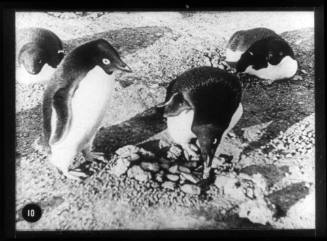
[102,58,110,65]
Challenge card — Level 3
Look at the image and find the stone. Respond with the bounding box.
[127,165,151,182]
[178,166,191,174]
[109,158,130,177]
[160,163,170,170]
[214,175,246,201]
[129,153,141,162]
[166,174,179,182]
[293,75,303,81]
[183,161,198,169]
[168,165,179,174]
[162,181,175,190]
[167,145,183,159]
[180,184,201,195]
[115,145,140,157]
[180,172,200,184]
[155,173,164,183]
[140,162,160,172]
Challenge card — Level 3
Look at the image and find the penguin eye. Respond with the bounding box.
[102,58,110,65]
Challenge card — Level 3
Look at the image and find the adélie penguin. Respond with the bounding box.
[158,67,243,188]
[42,39,132,180]
[16,27,65,85]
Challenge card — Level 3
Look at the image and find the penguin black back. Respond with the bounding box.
[226,27,278,52]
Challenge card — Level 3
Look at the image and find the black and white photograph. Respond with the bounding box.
[14,10,316,230]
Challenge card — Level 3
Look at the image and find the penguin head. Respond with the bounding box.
[91,39,132,75]
[18,43,48,74]
[157,92,192,118]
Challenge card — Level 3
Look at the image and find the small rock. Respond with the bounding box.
[167,145,183,159]
[115,145,139,157]
[127,166,151,182]
[168,165,179,174]
[109,158,130,177]
[300,69,307,74]
[166,174,179,182]
[178,166,191,174]
[181,184,201,195]
[293,75,303,81]
[140,162,160,172]
[129,153,141,162]
[183,161,198,169]
[218,64,225,70]
[180,172,200,184]
[228,132,236,138]
[162,181,175,190]
[155,173,164,183]
[160,163,170,170]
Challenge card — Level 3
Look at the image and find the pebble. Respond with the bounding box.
[127,166,151,182]
[180,172,200,184]
[293,75,303,81]
[166,174,179,182]
[109,158,130,177]
[140,162,160,172]
[129,153,141,162]
[180,184,201,195]
[178,166,191,174]
[183,161,198,169]
[168,165,179,174]
[162,181,175,190]
[155,173,164,183]
[160,163,170,170]
[167,145,183,159]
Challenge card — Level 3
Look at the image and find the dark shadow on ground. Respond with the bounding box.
[64,26,172,57]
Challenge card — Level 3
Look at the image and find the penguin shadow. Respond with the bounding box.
[63,26,172,56]
[92,106,167,159]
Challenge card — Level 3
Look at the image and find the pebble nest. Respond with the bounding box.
[15,12,314,230]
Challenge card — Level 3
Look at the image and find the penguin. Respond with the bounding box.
[225,27,279,64]
[158,67,243,182]
[42,39,132,180]
[235,35,298,81]
[16,27,65,85]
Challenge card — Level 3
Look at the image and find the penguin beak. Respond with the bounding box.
[114,61,133,73]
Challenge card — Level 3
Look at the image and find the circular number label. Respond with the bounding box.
[22,203,42,222]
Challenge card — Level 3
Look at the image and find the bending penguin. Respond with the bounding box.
[158,67,243,184]
[42,39,132,180]
[226,27,298,81]
[16,27,65,85]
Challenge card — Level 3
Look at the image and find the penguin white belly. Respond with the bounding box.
[16,64,56,85]
[167,109,196,145]
[244,56,298,81]
[225,48,244,63]
[52,66,115,151]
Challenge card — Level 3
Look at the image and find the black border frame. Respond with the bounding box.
[1,0,325,240]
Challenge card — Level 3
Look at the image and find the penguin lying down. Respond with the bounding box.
[225,27,298,81]
[158,67,243,182]
[42,39,132,180]
[16,27,65,85]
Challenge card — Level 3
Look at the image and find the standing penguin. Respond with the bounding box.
[42,39,132,179]
[16,27,65,85]
[225,27,278,64]
[158,67,243,182]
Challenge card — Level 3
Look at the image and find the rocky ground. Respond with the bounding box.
[15,11,314,230]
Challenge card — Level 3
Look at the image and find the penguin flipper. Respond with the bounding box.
[51,87,72,145]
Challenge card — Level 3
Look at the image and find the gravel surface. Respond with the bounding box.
[15,11,314,230]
